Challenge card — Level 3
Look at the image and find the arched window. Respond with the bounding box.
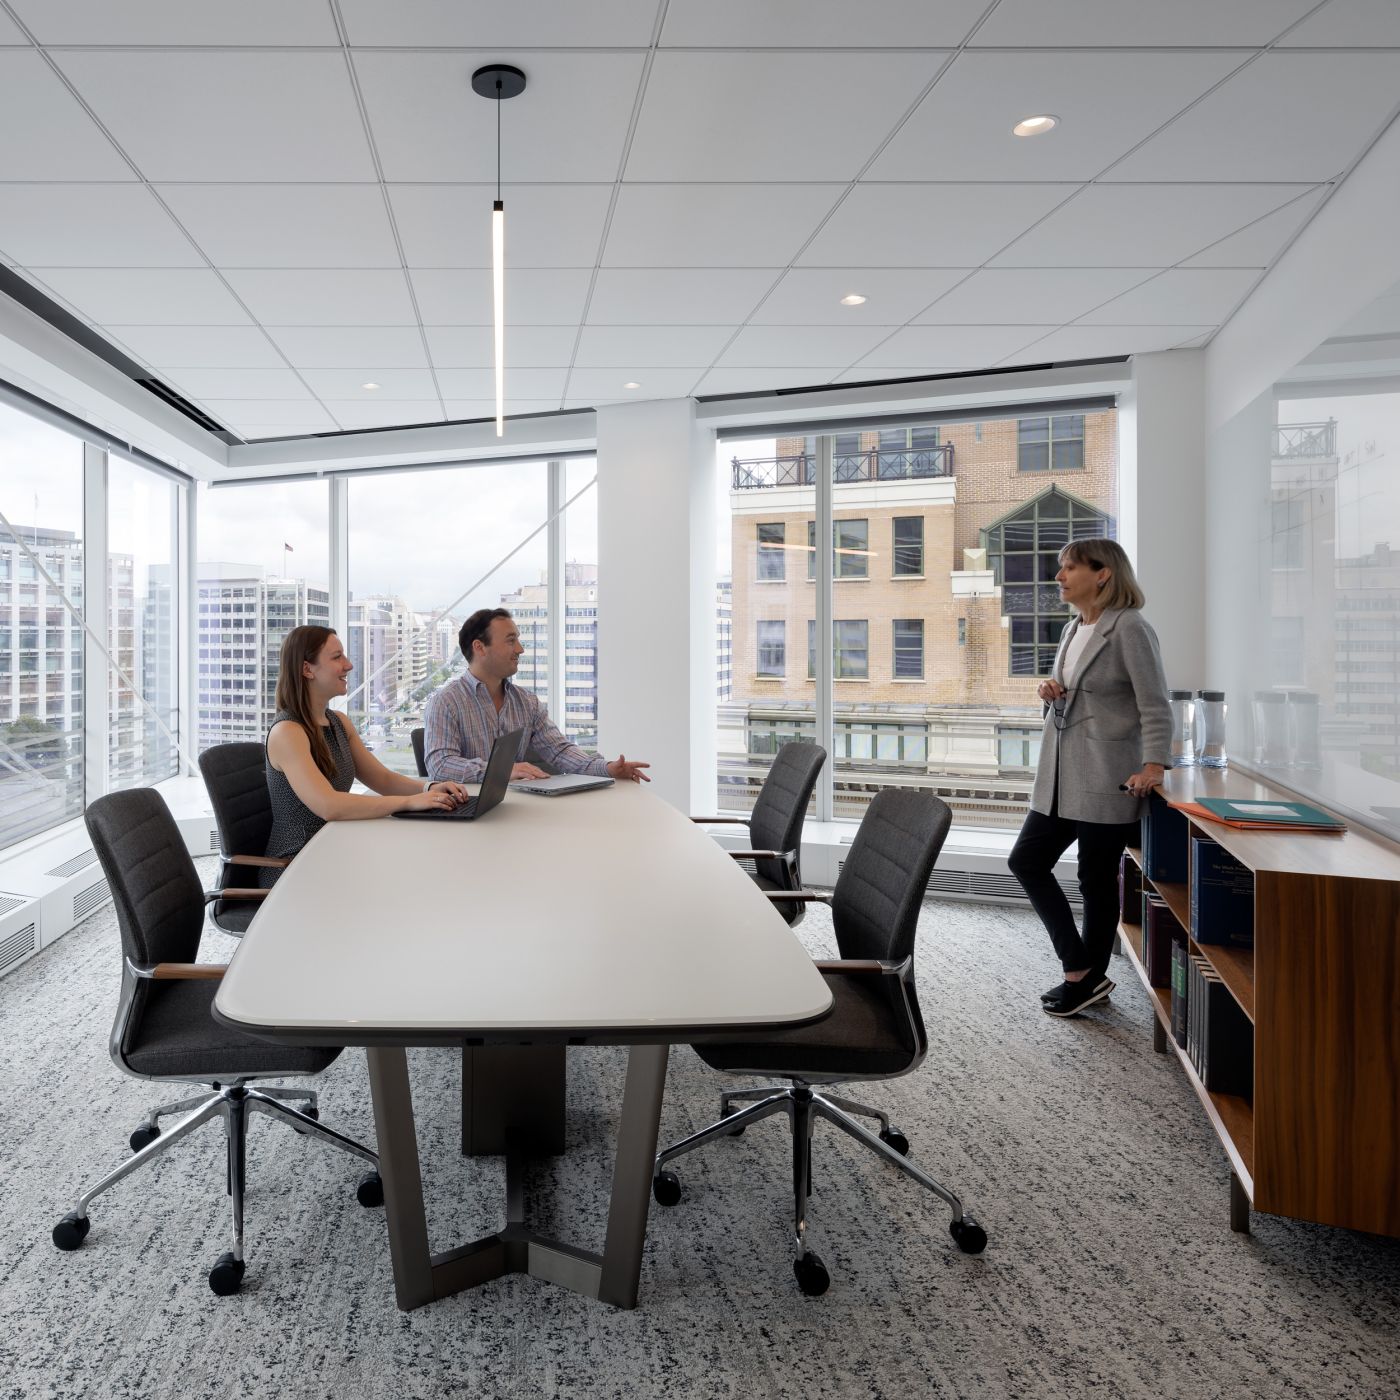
[982,486,1113,677]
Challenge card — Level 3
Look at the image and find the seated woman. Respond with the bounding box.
[260,624,469,884]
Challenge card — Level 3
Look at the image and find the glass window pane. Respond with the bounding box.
[757,521,785,581]
[757,619,786,677]
[836,518,868,578]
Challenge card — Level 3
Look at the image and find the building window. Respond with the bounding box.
[756,522,785,581]
[1271,498,1305,571]
[806,518,869,580]
[958,617,967,646]
[834,619,868,679]
[984,486,1112,676]
[748,715,817,756]
[756,620,785,678]
[836,720,927,765]
[893,517,924,576]
[893,619,924,680]
[1018,414,1085,472]
[997,727,1043,771]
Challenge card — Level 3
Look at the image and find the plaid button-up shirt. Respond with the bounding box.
[422,671,608,784]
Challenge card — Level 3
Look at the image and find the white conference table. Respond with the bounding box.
[214,782,832,1310]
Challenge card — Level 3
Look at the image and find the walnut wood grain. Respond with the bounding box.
[152,963,227,980]
[226,854,291,869]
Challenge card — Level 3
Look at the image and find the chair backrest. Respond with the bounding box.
[748,742,827,887]
[831,789,951,966]
[199,741,273,860]
[410,727,428,778]
[85,788,206,968]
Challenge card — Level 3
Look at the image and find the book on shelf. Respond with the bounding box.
[1119,851,1143,926]
[1141,892,1178,989]
[1173,796,1346,833]
[1170,933,1190,1048]
[1191,837,1255,948]
[1197,966,1254,1102]
[1144,791,1189,883]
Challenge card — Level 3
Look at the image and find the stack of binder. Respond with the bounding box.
[1172,796,1345,833]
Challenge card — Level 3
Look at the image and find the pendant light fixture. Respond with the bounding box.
[471,64,527,437]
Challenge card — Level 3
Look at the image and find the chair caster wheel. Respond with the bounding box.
[356,1172,384,1208]
[652,1171,681,1207]
[129,1123,160,1152]
[950,1215,987,1254]
[793,1251,830,1296]
[879,1127,910,1156]
[52,1211,90,1251]
[208,1251,245,1296]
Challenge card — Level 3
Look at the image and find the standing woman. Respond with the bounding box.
[1007,539,1171,1017]
[260,625,470,885]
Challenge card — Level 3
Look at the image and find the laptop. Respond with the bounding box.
[392,728,523,821]
[509,772,615,797]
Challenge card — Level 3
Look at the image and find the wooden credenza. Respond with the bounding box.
[1120,766,1400,1237]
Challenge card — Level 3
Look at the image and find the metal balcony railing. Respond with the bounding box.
[731,444,955,490]
[1273,420,1336,460]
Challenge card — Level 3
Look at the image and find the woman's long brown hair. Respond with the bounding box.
[275,625,340,780]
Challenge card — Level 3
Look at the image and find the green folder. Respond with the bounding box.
[1192,797,1345,829]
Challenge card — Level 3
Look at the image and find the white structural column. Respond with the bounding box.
[595,398,715,813]
[1119,349,1207,691]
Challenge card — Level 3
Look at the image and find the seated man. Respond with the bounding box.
[424,607,651,785]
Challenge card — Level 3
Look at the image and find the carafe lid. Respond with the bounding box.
[1170,689,1193,700]
[1196,689,1225,701]
[1253,690,1286,703]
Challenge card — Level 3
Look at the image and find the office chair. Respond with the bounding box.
[413,724,560,780]
[655,789,986,1296]
[198,741,287,936]
[693,740,826,926]
[52,788,383,1297]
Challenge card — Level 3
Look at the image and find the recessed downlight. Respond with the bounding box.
[840,293,867,306]
[360,381,381,390]
[623,381,641,389]
[1012,114,1058,137]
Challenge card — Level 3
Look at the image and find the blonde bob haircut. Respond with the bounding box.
[1058,537,1145,613]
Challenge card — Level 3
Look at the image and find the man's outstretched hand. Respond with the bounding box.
[606,754,651,783]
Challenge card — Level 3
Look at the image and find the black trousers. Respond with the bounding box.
[1008,790,1139,983]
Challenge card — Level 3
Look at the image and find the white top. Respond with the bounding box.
[1061,619,1098,686]
[214,783,832,1041]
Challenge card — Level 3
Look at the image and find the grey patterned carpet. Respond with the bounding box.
[1,860,1396,1400]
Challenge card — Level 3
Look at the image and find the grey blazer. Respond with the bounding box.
[1030,607,1172,824]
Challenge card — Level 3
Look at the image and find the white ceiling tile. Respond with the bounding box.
[830,365,967,384]
[411,269,593,326]
[586,269,776,325]
[753,268,969,325]
[1004,324,1216,364]
[603,184,843,267]
[1173,332,1215,350]
[971,0,1317,46]
[716,324,896,369]
[1107,54,1400,183]
[52,51,376,182]
[443,399,565,420]
[106,325,286,368]
[325,401,449,430]
[0,53,134,180]
[626,52,940,182]
[299,368,440,399]
[991,184,1315,267]
[1276,0,1400,46]
[694,367,843,395]
[268,327,430,370]
[354,51,644,183]
[156,368,314,401]
[856,324,1060,368]
[340,0,662,46]
[799,184,1076,267]
[425,325,576,367]
[915,269,1156,325]
[10,0,340,44]
[391,184,612,269]
[221,270,417,327]
[202,399,335,429]
[0,185,200,267]
[1078,269,1261,325]
[870,51,1242,182]
[564,369,702,400]
[29,268,252,325]
[1178,190,1327,266]
[157,185,402,269]
[436,367,569,399]
[661,0,986,47]
[574,325,734,368]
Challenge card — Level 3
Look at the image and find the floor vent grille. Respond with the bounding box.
[209,828,224,853]
[0,922,38,976]
[46,849,98,879]
[73,879,111,922]
[0,895,24,917]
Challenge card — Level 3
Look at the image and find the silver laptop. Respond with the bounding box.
[509,773,614,797]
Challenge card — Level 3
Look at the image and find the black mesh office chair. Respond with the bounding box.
[693,741,826,925]
[52,788,382,1297]
[198,741,286,936]
[655,789,986,1296]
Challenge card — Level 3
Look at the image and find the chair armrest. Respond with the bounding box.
[204,888,270,904]
[127,958,227,981]
[762,890,831,905]
[690,816,751,825]
[729,849,786,862]
[224,854,290,869]
[814,959,892,975]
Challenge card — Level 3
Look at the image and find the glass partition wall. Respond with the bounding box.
[718,407,1119,830]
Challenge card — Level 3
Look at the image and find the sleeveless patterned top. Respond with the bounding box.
[260,709,356,887]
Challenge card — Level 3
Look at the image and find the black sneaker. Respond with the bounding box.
[1041,980,1071,1004]
[1043,977,1115,1017]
